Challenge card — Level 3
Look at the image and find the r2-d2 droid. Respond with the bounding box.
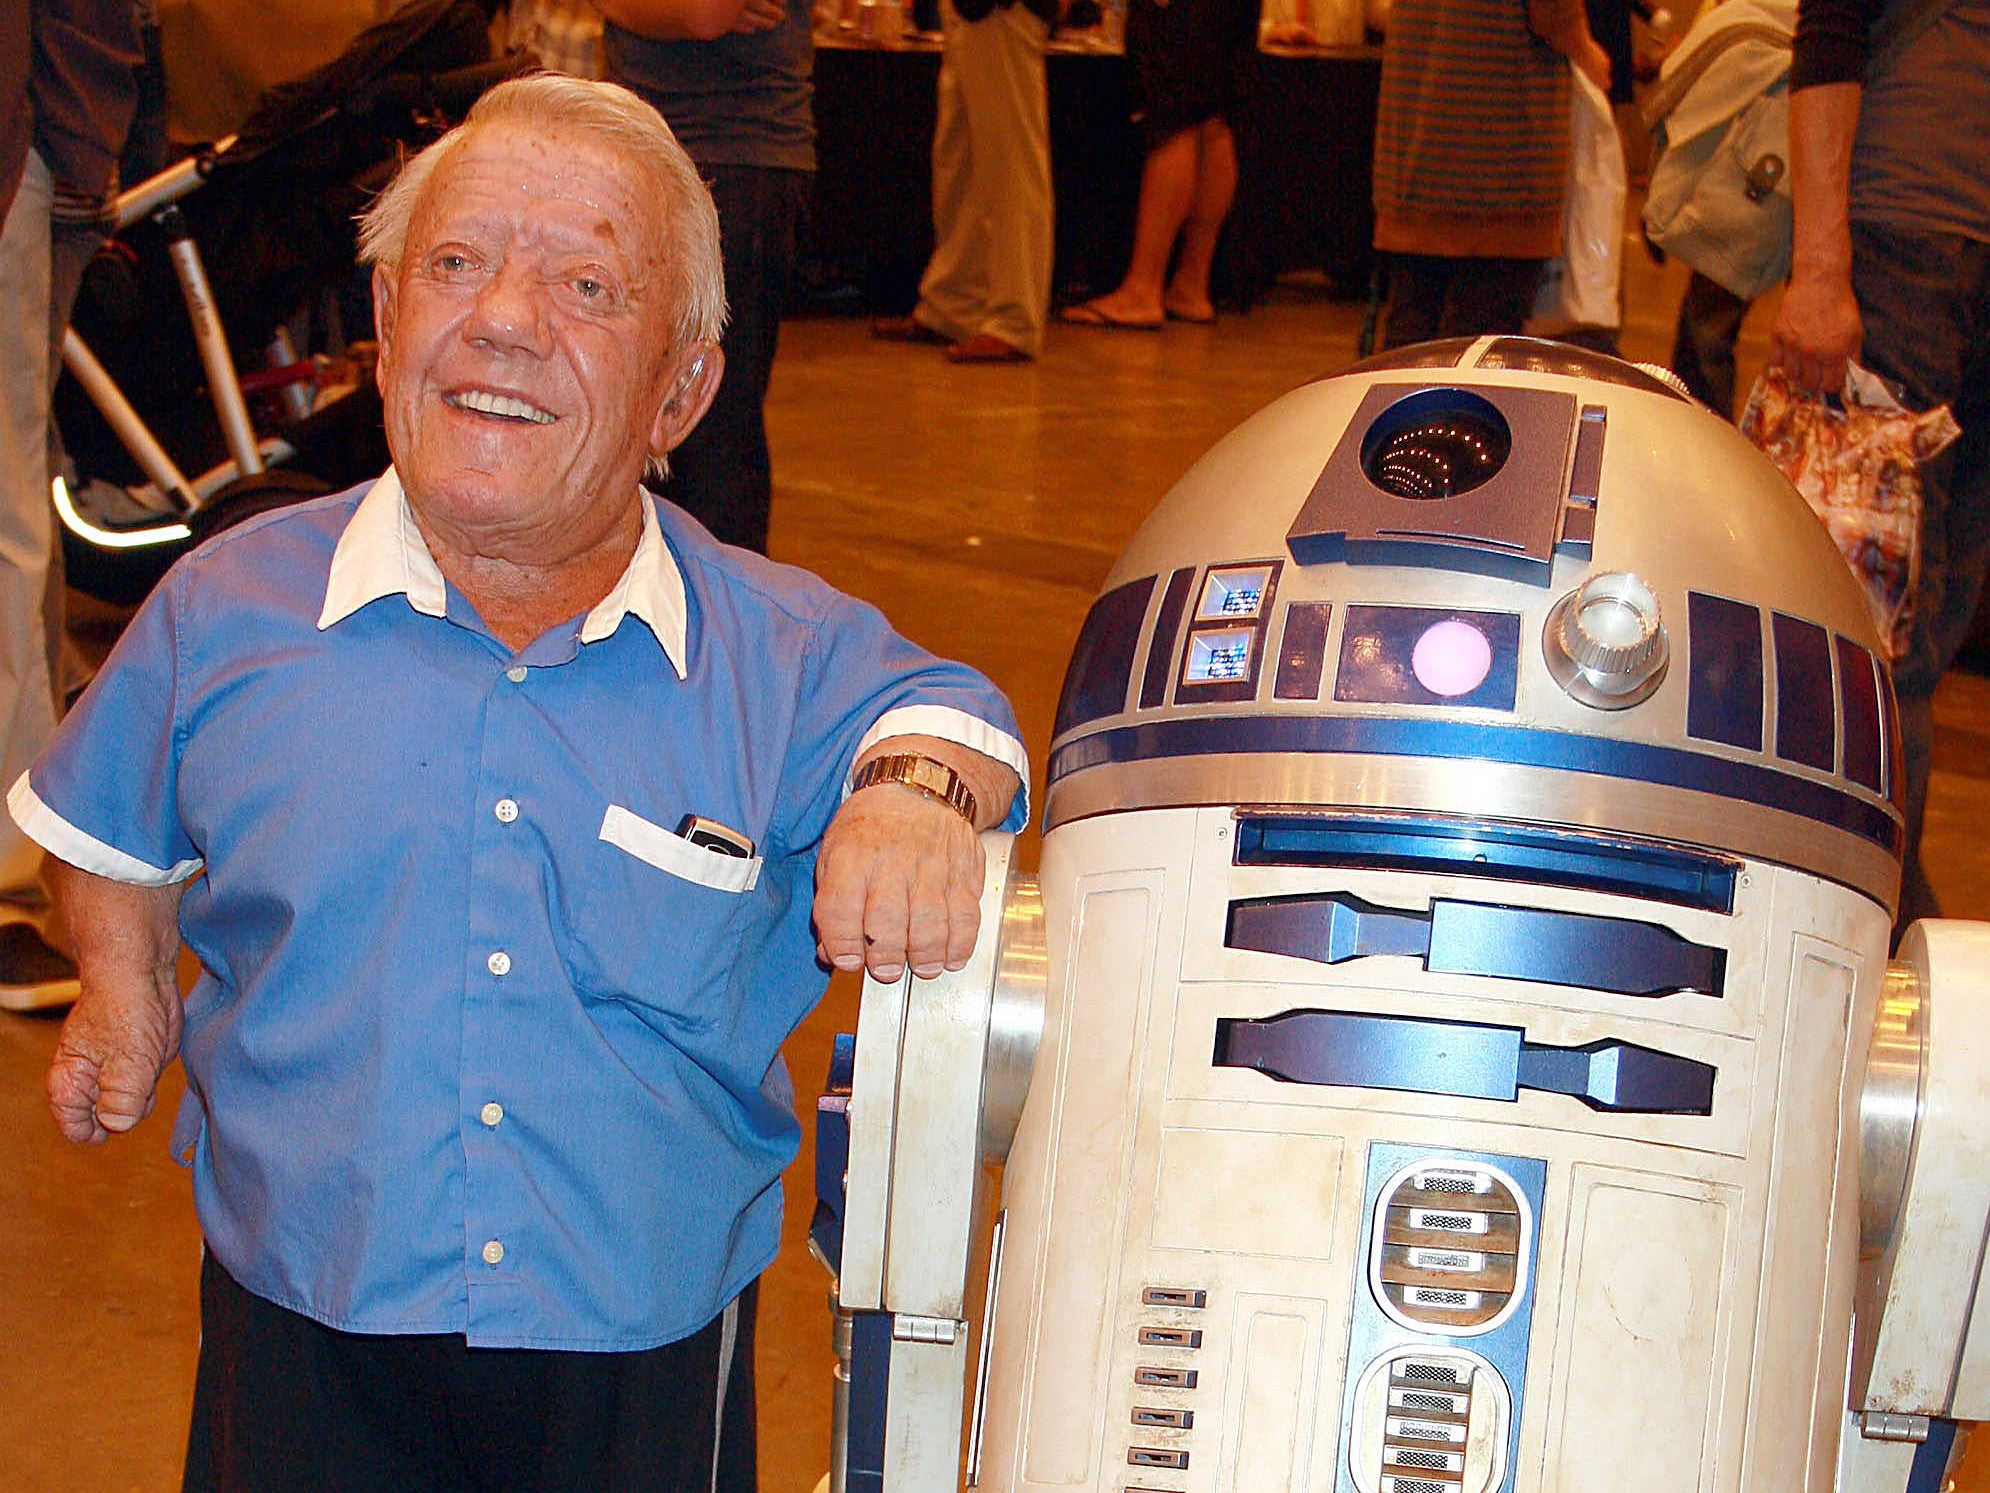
[816,338,1990,1493]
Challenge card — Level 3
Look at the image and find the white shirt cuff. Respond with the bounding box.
[7,774,204,887]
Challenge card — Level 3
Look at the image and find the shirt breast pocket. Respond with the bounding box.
[598,804,762,893]
[568,805,766,1024]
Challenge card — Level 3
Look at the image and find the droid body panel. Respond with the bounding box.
[820,341,1990,1493]
[978,816,1882,1492]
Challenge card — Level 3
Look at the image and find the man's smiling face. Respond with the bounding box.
[373,119,694,560]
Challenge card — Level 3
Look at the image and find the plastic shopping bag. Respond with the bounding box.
[1530,68,1627,333]
[1740,363,1961,661]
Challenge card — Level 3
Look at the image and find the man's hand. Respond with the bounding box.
[1771,267,1864,396]
[814,785,986,983]
[813,734,1021,983]
[48,977,183,1144]
[44,863,187,1145]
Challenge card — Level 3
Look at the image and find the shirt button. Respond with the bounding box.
[494,798,518,823]
[506,665,528,683]
[480,1101,504,1128]
[482,1240,505,1265]
[487,951,511,977]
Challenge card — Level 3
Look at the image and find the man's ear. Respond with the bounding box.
[651,341,724,456]
[371,264,398,385]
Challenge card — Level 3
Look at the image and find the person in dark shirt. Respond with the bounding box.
[1772,0,1990,930]
[601,0,815,553]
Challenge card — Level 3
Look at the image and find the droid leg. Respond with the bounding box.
[813,831,1045,1493]
[1841,921,1990,1491]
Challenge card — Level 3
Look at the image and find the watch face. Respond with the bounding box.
[859,753,974,821]
[903,758,951,795]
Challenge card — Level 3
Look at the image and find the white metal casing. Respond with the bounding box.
[839,832,1042,1491]
[964,345,1936,1491]
[974,807,1890,1491]
[838,346,1990,1492]
[1853,919,1990,1421]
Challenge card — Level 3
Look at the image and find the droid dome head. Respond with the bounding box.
[1048,337,1905,912]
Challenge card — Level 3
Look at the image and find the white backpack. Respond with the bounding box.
[1640,0,1797,302]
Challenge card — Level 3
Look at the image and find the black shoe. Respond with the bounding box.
[0,922,81,1012]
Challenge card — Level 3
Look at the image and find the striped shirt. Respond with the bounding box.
[1371,0,1580,258]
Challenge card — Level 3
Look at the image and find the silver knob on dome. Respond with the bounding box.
[1544,571,1669,709]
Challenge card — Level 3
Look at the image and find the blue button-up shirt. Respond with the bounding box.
[11,471,1027,1350]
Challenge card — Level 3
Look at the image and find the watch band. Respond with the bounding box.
[850,752,978,825]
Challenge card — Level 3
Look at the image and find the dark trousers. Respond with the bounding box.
[1380,254,1547,350]
[1669,269,1750,419]
[185,1252,759,1493]
[1850,221,1990,930]
[657,164,812,555]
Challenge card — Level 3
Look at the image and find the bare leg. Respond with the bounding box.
[1067,127,1198,326]
[1163,117,1235,322]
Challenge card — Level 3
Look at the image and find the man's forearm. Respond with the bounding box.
[853,732,1023,832]
[55,859,184,997]
[1770,79,1865,388]
[46,862,187,1143]
[1787,82,1862,281]
[596,0,753,42]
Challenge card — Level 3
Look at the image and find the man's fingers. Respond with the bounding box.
[942,869,982,972]
[733,0,784,31]
[46,994,175,1144]
[94,1050,162,1132]
[860,859,916,982]
[814,868,867,971]
[47,1054,109,1144]
[899,872,953,980]
[813,830,881,972]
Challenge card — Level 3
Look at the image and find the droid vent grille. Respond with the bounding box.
[1395,1421,1457,1442]
[1400,1392,1455,1412]
[1391,1450,1451,1471]
[1418,1212,1475,1232]
[1386,1478,1449,1493]
[1419,1175,1478,1194]
[1411,1249,1477,1271]
[1379,1165,1527,1333]
[1400,1362,1463,1385]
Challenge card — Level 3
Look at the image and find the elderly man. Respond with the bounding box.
[10,73,1024,1491]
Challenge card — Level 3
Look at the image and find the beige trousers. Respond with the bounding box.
[0,152,58,909]
[914,0,1053,355]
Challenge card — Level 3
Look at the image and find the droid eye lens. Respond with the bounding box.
[1411,619,1494,697]
[1359,389,1513,501]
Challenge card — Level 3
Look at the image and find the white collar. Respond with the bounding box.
[317,468,689,678]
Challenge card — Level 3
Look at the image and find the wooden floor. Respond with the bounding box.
[4,249,1988,1491]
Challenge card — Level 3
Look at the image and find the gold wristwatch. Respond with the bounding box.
[850,752,978,825]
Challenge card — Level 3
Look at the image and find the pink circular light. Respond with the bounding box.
[1411,619,1494,698]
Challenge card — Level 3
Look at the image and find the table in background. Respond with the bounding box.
[807,34,1381,310]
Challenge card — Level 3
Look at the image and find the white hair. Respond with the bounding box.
[357,72,727,350]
